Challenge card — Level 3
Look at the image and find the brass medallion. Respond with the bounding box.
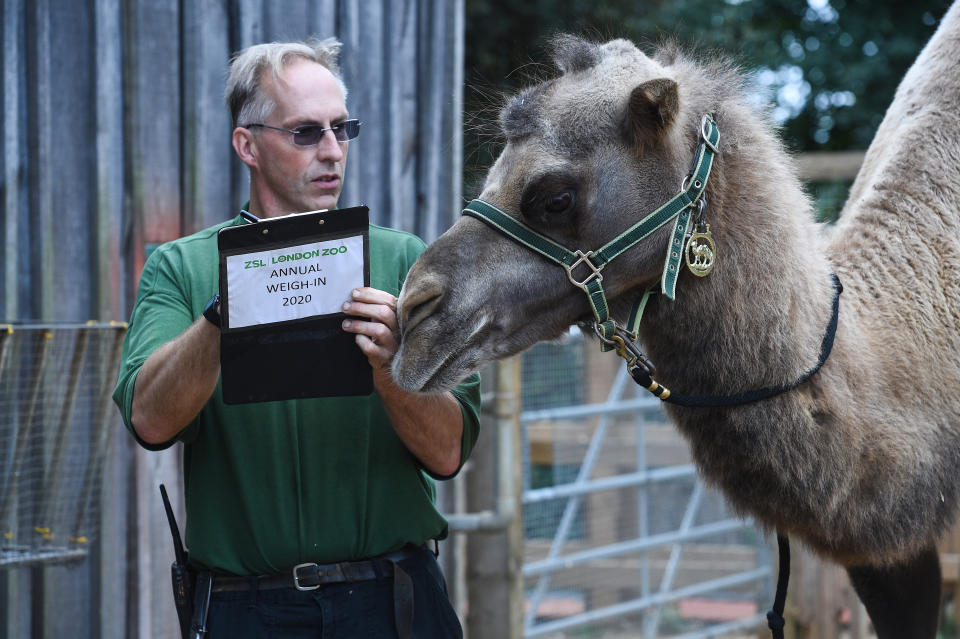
[685,225,716,277]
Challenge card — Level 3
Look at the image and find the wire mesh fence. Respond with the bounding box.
[0,323,126,568]
[519,330,773,638]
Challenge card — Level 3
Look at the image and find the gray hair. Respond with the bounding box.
[225,37,348,128]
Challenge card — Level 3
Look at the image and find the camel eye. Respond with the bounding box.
[545,190,574,214]
[520,178,578,221]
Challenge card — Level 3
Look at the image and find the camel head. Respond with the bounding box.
[394,36,723,393]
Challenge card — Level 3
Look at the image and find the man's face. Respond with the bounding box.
[250,59,350,216]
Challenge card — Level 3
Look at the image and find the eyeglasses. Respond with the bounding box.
[242,119,361,146]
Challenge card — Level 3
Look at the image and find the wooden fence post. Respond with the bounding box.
[465,357,524,639]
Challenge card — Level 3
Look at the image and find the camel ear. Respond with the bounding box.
[625,78,679,148]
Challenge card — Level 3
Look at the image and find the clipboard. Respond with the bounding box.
[217,206,372,404]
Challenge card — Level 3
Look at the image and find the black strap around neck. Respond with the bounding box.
[631,273,842,408]
[767,533,790,639]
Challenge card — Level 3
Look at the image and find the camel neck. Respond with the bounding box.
[636,131,838,400]
[634,273,842,407]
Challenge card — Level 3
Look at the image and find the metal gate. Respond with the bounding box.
[519,330,773,638]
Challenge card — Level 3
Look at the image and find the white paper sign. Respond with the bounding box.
[225,234,364,328]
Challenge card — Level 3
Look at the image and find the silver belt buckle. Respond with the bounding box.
[293,562,320,591]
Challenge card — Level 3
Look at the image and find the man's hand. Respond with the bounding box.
[341,287,400,375]
[341,287,464,477]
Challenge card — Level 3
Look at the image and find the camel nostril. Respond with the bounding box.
[398,283,444,336]
[404,297,439,331]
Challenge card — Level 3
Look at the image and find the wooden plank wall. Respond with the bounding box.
[0,1,464,637]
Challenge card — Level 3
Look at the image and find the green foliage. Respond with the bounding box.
[464,0,952,193]
[939,601,957,638]
[809,179,853,223]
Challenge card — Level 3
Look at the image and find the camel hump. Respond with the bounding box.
[843,2,960,213]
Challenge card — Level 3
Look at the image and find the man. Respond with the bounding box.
[113,38,480,638]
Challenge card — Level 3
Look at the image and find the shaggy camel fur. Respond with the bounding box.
[394,4,960,636]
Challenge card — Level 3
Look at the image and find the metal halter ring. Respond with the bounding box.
[564,250,604,292]
[700,114,720,154]
[693,198,707,227]
[591,322,617,346]
[591,324,656,376]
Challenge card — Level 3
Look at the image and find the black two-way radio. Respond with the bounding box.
[160,484,193,639]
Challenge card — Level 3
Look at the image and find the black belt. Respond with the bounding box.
[211,557,390,592]
[210,544,420,592]
[209,545,420,639]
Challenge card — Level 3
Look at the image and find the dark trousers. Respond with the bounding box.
[205,545,462,638]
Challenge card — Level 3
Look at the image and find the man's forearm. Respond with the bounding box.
[131,318,221,445]
[342,286,464,476]
[375,368,464,477]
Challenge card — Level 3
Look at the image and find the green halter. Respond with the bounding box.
[462,114,720,376]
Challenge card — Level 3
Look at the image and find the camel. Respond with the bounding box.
[393,4,960,637]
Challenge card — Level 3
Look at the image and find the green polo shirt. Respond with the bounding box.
[113,214,481,575]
